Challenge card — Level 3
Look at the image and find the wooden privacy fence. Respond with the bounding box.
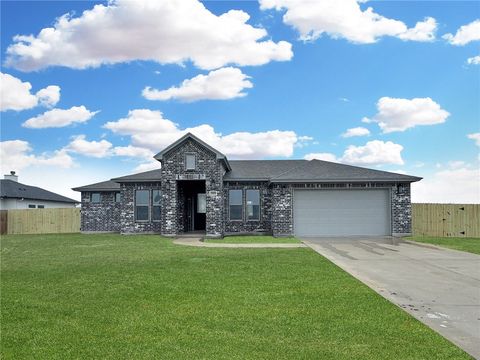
[3,208,80,235]
[412,203,480,238]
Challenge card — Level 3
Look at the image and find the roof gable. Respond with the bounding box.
[2,179,78,203]
[153,133,231,171]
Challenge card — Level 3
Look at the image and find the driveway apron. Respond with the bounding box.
[302,237,480,359]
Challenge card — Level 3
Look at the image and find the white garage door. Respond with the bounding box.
[293,189,390,237]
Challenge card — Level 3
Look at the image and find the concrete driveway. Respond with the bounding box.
[302,237,480,358]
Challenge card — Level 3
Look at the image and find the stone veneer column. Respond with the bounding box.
[271,184,293,237]
[205,164,224,238]
[161,179,178,236]
[391,183,412,236]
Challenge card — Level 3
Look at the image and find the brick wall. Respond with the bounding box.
[80,191,121,232]
[223,181,272,234]
[120,182,162,234]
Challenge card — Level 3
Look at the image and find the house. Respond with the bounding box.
[1,171,78,210]
[73,133,421,237]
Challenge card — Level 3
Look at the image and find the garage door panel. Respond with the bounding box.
[294,189,390,236]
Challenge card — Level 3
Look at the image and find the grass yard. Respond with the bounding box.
[1,234,470,359]
[206,235,300,244]
[406,236,480,255]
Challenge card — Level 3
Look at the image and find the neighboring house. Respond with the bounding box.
[1,172,78,210]
[73,133,421,237]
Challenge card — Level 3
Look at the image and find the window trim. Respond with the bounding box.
[151,189,162,222]
[135,189,150,222]
[185,153,196,171]
[91,192,101,203]
[246,189,260,221]
[228,189,243,221]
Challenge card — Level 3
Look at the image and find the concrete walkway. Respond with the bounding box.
[173,237,306,248]
[302,237,480,359]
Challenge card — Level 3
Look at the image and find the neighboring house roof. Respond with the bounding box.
[154,132,231,171]
[72,180,121,192]
[270,159,422,183]
[111,169,162,183]
[1,179,78,203]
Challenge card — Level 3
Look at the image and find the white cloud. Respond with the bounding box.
[5,0,292,71]
[467,133,480,146]
[113,145,153,159]
[104,109,304,159]
[397,17,437,42]
[259,0,437,44]
[0,140,74,173]
[304,152,337,162]
[0,72,60,111]
[367,97,449,133]
[443,19,480,46]
[412,164,480,203]
[341,140,404,165]
[22,106,99,129]
[467,55,480,65]
[134,159,162,173]
[65,135,112,158]
[143,67,253,102]
[304,140,404,166]
[35,85,61,107]
[341,127,370,138]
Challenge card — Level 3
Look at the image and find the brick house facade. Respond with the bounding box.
[73,133,421,238]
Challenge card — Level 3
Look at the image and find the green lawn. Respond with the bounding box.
[206,235,300,244]
[406,236,480,255]
[1,234,470,359]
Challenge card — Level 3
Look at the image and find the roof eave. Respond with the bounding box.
[270,177,422,183]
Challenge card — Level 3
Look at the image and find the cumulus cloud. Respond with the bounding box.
[443,19,480,46]
[104,109,306,159]
[1,72,60,111]
[143,67,253,102]
[365,97,449,133]
[22,106,99,129]
[341,127,370,138]
[5,0,292,71]
[65,135,112,158]
[304,152,337,162]
[412,164,480,203]
[0,140,74,173]
[113,145,154,159]
[467,133,480,146]
[304,140,404,166]
[467,55,480,65]
[259,0,437,44]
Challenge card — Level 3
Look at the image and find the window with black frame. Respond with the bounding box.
[246,189,260,220]
[135,190,149,221]
[152,190,161,221]
[229,189,243,220]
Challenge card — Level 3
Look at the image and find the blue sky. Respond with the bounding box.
[1,0,479,202]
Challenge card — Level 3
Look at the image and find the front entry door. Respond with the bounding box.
[186,197,194,232]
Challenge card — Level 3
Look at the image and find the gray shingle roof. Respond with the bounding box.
[111,169,161,182]
[73,158,421,189]
[224,160,309,180]
[72,180,120,192]
[1,179,78,203]
[269,159,422,182]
